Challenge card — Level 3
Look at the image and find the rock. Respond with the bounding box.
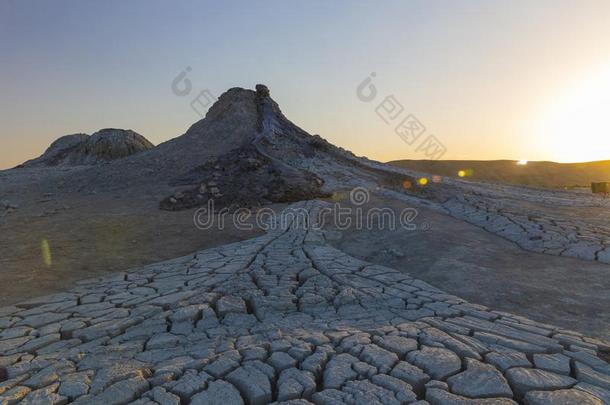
[426,388,517,404]
[390,361,430,396]
[146,333,181,350]
[19,382,67,405]
[268,352,297,373]
[426,380,449,391]
[58,372,92,399]
[18,312,70,328]
[371,374,418,403]
[360,344,399,373]
[447,359,513,398]
[0,337,31,354]
[523,389,604,404]
[301,349,330,378]
[204,353,240,378]
[323,353,358,389]
[505,367,576,398]
[190,381,244,405]
[216,296,247,316]
[574,361,610,390]
[532,353,571,375]
[0,375,27,396]
[574,382,610,403]
[85,376,149,405]
[226,363,272,405]
[14,333,61,354]
[167,370,211,401]
[277,368,316,401]
[564,350,610,372]
[147,386,180,405]
[89,362,151,394]
[317,379,405,404]
[484,351,531,372]
[372,335,418,357]
[406,346,462,380]
[23,361,74,389]
[255,84,270,98]
[147,291,197,309]
[0,385,31,404]
[159,143,329,211]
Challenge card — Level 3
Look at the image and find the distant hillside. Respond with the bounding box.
[20,128,153,167]
[388,159,610,189]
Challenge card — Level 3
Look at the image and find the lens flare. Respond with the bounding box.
[41,239,52,267]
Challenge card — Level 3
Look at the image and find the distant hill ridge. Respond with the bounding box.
[389,159,610,189]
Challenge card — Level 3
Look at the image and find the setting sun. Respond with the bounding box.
[539,64,610,163]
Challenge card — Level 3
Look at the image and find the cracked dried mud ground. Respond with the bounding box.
[324,196,610,342]
[1,201,609,404]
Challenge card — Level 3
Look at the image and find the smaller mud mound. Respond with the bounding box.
[82,129,154,162]
[160,145,330,211]
[21,128,153,167]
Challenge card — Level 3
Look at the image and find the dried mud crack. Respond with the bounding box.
[0,201,609,404]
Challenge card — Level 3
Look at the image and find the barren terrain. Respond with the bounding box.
[324,195,610,340]
[1,86,609,403]
[390,159,610,189]
[0,202,608,404]
[0,189,263,307]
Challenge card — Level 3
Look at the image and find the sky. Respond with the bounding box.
[2,0,610,169]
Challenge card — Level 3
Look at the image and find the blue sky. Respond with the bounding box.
[2,0,610,168]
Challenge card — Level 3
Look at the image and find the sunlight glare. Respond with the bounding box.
[539,64,610,162]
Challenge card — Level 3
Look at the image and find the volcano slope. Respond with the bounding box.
[102,85,610,264]
[6,85,610,265]
[0,202,609,405]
